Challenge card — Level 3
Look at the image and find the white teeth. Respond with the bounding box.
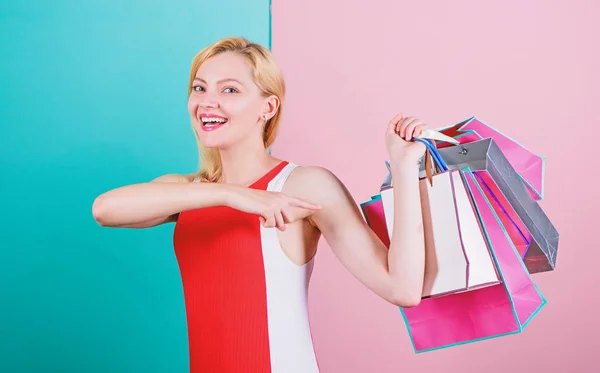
[201,117,227,124]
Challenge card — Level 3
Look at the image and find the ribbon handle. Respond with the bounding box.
[416,128,460,145]
[414,135,450,185]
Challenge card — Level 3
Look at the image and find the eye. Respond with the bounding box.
[223,87,239,93]
[192,85,204,92]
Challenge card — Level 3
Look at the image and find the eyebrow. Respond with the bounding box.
[193,77,244,86]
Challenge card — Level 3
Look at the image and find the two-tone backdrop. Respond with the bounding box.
[1,1,597,372]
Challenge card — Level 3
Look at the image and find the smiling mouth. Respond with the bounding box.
[200,116,229,129]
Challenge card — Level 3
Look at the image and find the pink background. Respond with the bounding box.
[271,1,599,372]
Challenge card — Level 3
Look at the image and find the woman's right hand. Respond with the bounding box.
[224,185,322,231]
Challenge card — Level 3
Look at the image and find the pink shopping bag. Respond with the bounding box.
[362,171,546,352]
[361,136,546,352]
[376,135,557,274]
[437,116,545,201]
[360,195,390,248]
[399,170,546,352]
[423,138,558,273]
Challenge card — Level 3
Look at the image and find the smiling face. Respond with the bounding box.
[187,51,275,150]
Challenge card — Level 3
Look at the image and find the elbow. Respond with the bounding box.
[389,291,422,308]
[392,297,421,308]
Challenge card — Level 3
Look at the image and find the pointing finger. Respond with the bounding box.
[264,214,276,228]
[281,208,293,224]
[288,198,322,210]
[275,211,286,231]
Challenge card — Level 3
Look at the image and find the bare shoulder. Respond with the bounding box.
[150,173,197,183]
[283,165,350,206]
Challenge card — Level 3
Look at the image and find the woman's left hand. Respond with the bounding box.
[385,112,429,164]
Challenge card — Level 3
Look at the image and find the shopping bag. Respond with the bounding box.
[362,137,546,352]
[472,171,532,259]
[380,136,558,274]
[435,116,545,201]
[379,136,528,259]
[360,178,546,352]
[379,139,501,298]
[428,138,558,274]
[366,128,459,251]
[400,168,546,353]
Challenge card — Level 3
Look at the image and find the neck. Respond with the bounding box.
[219,135,281,187]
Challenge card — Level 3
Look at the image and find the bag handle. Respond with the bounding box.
[414,137,449,185]
[416,128,460,146]
[382,129,458,188]
[413,128,455,172]
[424,138,449,171]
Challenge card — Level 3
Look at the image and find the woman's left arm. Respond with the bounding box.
[294,114,428,307]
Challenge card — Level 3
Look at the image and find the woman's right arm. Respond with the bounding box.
[91,174,227,228]
[92,173,323,230]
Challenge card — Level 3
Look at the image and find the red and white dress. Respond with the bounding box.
[173,161,320,373]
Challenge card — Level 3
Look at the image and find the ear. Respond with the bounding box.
[260,94,280,122]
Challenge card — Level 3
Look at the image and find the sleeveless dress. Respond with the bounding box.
[172,161,320,373]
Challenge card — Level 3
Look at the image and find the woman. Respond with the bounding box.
[92,36,428,373]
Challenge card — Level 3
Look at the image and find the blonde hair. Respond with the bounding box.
[187,36,285,183]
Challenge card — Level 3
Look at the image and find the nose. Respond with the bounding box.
[199,98,219,109]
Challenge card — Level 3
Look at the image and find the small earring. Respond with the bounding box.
[263,114,268,121]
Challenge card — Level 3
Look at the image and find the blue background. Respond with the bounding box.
[0,1,270,371]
